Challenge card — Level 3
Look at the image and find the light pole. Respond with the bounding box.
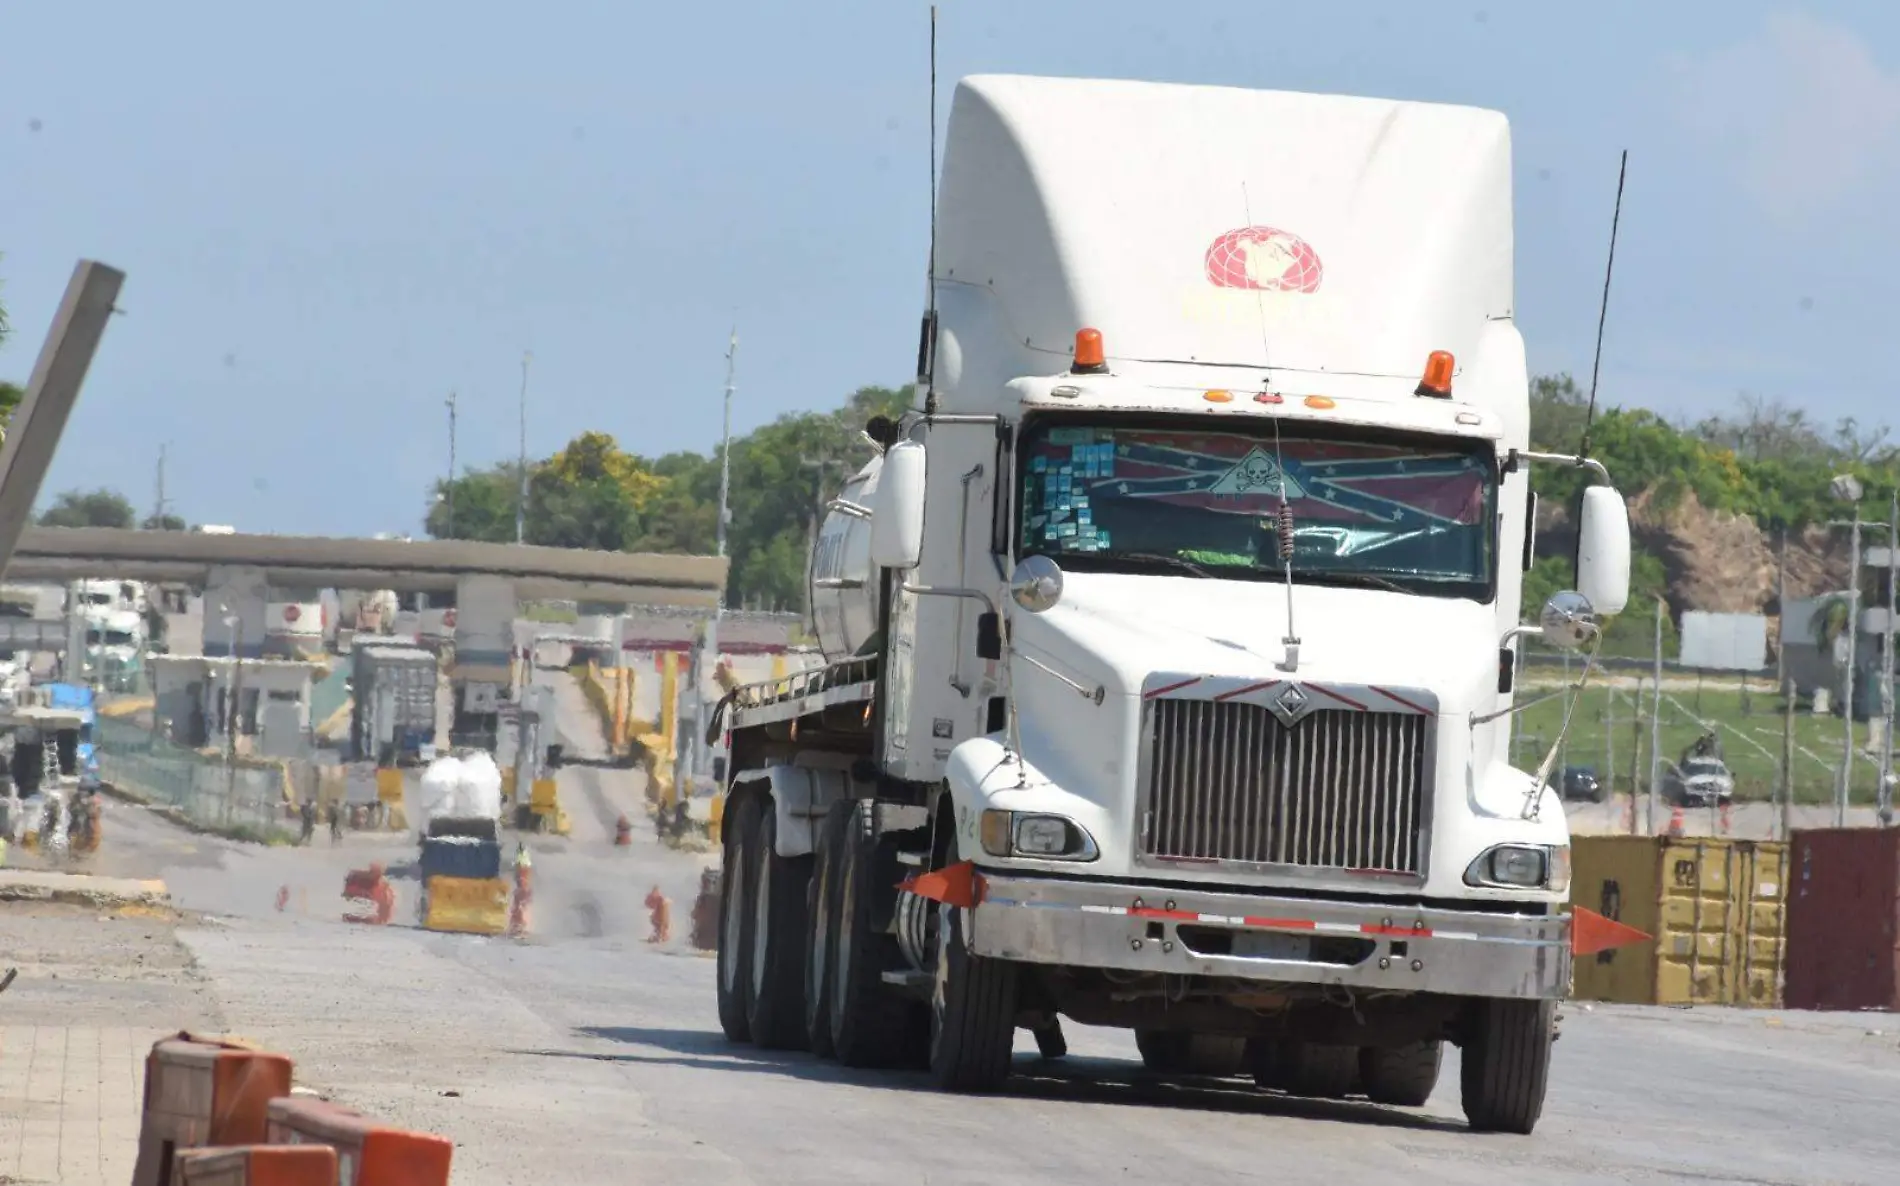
[1828,474,1872,826]
[1883,490,1899,827]
[695,331,738,793]
[516,352,532,545]
[444,392,458,538]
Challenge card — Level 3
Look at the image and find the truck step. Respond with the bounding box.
[880,969,934,994]
[895,851,926,867]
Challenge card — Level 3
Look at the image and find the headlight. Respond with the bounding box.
[1465,843,1567,891]
[978,809,1098,861]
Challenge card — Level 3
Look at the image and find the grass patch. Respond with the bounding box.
[1514,684,1886,805]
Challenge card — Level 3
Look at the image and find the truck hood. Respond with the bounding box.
[1011,571,1501,713]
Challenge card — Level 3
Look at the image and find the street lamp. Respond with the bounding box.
[1825,474,1895,827]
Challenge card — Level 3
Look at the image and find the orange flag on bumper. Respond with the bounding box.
[899,860,985,909]
[1571,906,1651,956]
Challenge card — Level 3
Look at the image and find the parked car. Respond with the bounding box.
[1662,755,1736,807]
[1561,765,1607,803]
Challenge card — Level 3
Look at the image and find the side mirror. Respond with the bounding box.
[1576,486,1631,617]
[1010,555,1064,613]
[870,441,927,570]
[1539,589,1600,652]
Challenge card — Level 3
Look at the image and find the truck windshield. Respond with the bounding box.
[1017,417,1497,600]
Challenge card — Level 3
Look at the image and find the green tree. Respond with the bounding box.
[426,465,524,543]
[142,512,188,530]
[38,487,136,529]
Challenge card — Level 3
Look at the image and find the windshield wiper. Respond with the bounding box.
[1293,571,1414,594]
[1108,552,1216,578]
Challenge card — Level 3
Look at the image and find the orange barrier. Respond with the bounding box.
[645,886,672,943]
[342,864,395,926]
[615,813,633,846]
[690,868,719,950]
[175,1144,337,1186]
[266,1096,453,1186]
[132,1035,294,1186]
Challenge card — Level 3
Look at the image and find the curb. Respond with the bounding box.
[0,870,172,911]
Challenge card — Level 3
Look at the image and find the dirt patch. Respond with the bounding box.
[0,902,224,1029]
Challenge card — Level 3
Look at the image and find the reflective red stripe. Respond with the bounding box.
[1213,679,1281,702]
[1241,916,1318,930]
[1361,923,1430,937]
[1143,677,1206,699]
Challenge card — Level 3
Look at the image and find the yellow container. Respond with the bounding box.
[500,768,517,800]
[530,777,559,814]
[1570,835,1787,1007]
[423,875,509,935]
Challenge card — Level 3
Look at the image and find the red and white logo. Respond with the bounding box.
[1205,226,1323,294]
[442,609,458,629]
[282,604,302,624]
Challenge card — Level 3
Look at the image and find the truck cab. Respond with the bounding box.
[713,74,1631,1134]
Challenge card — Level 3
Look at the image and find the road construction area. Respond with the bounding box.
[1,685,1894,1185]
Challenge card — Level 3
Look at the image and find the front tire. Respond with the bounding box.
[715,794,760,1043]
[928,902,1018,1092]
[1361,1040,1443,1107]
[746,803,812,1050]
[1460,999,1554,1134]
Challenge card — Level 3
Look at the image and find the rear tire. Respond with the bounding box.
[829,801,919,1067]
[803,801,848,1058]
[928,902,1018,1092]
[1135,1030,1247,1077]
[1461,999,1554,1134]
[1253,1040,1357,1098]
[715,794,760,1043]
[746,804,812,1050]
[1360,1040,1443,1107]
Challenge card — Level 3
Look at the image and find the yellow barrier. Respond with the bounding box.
[423,876,509,935]
[375,767,403,805]
[98,695,155,719]
[530,777,559,813]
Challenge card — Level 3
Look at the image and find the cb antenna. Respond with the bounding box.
[919,4,942,415]
[1577,149,1628,458]
[1241,182,1300,672]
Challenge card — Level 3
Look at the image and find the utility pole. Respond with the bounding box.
[1882,490,1898,827]
[1843,509,1861,826]
[697,331,738,792]
[516,351,531,545]
[800,453,844,626]
[152,443,168,527]
[1648,597,1664,834]
[444,392,458,538]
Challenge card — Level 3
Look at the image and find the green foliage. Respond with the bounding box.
[425,384,916,608]
[0,380,21,440]
[142,512,187,531]
[38,487,136,529]
[1524,550,1675,658]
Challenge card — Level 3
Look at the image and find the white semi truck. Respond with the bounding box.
[710,75,1632,1134]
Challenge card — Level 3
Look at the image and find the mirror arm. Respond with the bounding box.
[1517,449,1611,485]
[898,582,999,618]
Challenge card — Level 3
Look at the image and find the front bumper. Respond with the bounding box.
[970,872,1570,1001]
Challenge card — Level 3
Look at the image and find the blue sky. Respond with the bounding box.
[3,1,1897,535]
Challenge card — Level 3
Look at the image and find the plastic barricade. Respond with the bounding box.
[133,1035,294,1186]
[175,1144,337,1186]
[267,1096,453,1186]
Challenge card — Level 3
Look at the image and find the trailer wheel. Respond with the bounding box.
[1253,1040,1358,1098]
[829,801,918,1067]
[1460,999,1554,1134]
[715,793,761,1043]
[803,802,849,1058]
[1360,1040,1443,1107]
[1135,1031,1246,1077]
[747,803,812,1050]
[928,902,1018,1092]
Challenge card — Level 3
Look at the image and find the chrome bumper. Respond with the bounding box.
[969,873,1571,1001]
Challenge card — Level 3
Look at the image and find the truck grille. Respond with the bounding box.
[1142,699,1430,875]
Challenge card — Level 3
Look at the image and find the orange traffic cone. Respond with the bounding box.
[1666,807,1686,837]
[1719,800,1734,836]
[614,814,633,847]
[275,885,290,913]
[645,885,672,943]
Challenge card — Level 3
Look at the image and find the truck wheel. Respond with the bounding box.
[1360,1040,1443,1106]
[929,902,1018,1092]
[747,803,812,1050]
[829,801,918,1067]
[803,802,848,1058]
[715,794,761,1043]
[1135,1031,1246,1076]
[1460,999,1554,1134]
[1258,1041,1357,1099]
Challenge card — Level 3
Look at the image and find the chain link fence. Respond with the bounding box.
[93,716,292,841]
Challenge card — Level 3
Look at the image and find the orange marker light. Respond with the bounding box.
[1203,389,1233,403]
[1072,328,1108,374]
[1415,350,1455,398]
[1304,395,1336,409]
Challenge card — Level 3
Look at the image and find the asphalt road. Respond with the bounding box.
[11,684,1899,1185]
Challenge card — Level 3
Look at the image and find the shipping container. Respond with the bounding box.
[1785,828,1900,1012]
[1569,835,1787,1007]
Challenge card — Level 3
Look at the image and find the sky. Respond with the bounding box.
[4,1,1899,536]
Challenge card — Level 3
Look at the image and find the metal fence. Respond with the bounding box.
[94,716,291,840]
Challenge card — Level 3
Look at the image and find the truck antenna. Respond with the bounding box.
[921,4,941,417]
[1241,182,1300,673]
[1576,150,1628,459]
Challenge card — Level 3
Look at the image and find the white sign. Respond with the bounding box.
[1679,611,1769,671]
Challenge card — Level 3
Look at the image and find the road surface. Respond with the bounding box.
[4,680,1895,1186]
